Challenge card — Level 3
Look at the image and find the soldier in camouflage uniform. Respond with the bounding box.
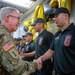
[0,7,40,75]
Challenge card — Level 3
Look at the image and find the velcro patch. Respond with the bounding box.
[39,37,43,45]
[64,35,71,46]
[2,42,14,51]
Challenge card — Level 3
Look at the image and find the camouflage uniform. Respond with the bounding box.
[0,25,38,75]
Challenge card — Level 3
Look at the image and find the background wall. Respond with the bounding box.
[70,0,75,24]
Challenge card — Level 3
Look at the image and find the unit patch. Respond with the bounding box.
[64,35,72,46]
[26,46,29,51]
[39,37,43,45]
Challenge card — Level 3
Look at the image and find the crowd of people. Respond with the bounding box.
[0,6,75,75]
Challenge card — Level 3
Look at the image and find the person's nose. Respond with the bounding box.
[53,17,56,22]
[18,21,21,25]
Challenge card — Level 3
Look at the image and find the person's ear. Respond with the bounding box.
[65,13,68,19]
[5,15,9,22]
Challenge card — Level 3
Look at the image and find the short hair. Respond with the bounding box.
[0,7,20,21]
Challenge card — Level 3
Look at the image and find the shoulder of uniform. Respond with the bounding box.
[55,30,61,36]
[0,25,8,35]
[0,28,5,37]
[30,41,35,45]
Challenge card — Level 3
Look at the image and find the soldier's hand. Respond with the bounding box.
[19,51,25,58]
[33,59,42,70]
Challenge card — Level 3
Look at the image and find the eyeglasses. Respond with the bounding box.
[8,15,20,20]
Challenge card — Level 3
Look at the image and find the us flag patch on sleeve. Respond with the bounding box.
[2,42,14,51]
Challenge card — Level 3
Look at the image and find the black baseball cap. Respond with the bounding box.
[22,35,26,37]
[25,32,33,36]
[17,37,22,41]
[31,18,45,26]
[49,7,70,18]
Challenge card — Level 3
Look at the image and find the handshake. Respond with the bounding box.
[19,51,43,70]
[33,57,43,70]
